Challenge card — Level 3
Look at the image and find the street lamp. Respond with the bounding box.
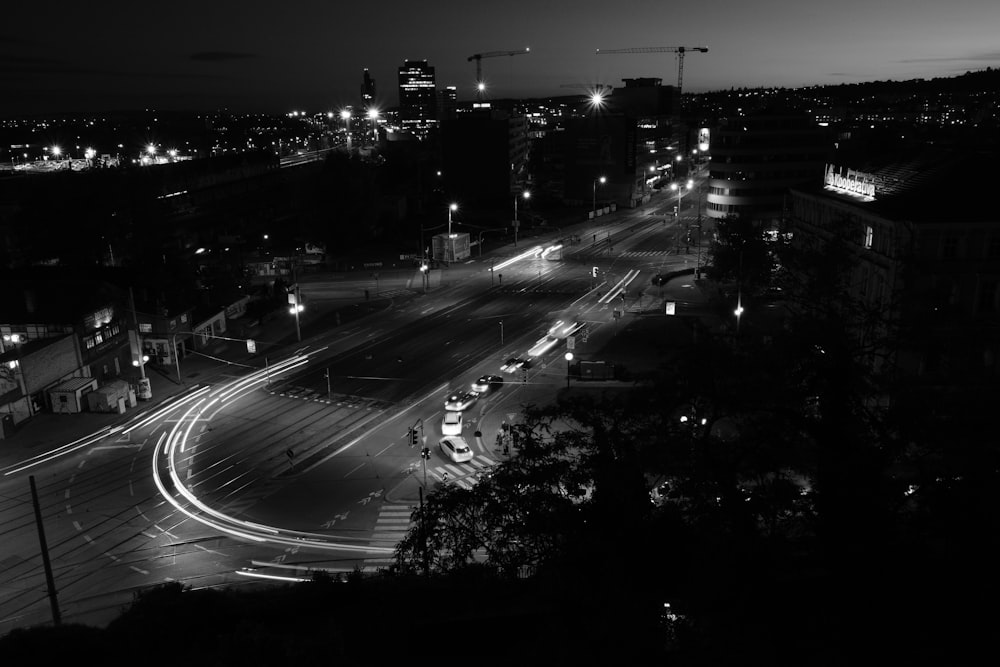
[288,286,304,342]
[564,352,573,388]
[734,246,746,336]
[366,107,379,145]
[447,202,458,236]
[592,176,606,219]
[670,179,694,251]
[340,109,352,148]
[514,190,530,247]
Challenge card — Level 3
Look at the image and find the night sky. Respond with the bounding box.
[3,0,999,116]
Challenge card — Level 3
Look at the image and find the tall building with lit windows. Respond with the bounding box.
[397,60,438,137]
[360,68,376,107]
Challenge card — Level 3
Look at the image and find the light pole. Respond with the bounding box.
[735,247,745,336]
[670,179,693,253]
[340,109,352,149]
[592,176,606,219]
[695,183,704,277]
[514,190,530,247]
[564,352,573,388]
[366,107,379,146]
[289,284,303,342]
[447,202,458,236]
[499,320,504,346]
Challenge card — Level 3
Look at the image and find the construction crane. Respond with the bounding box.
[467,48,530,99]
[595,46,708,95]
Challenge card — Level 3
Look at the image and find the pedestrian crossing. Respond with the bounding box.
[267,385,392,410]
[363,502,415,571]
[576,249,677,259]
[375,288,415,299]
[426,454,497,489]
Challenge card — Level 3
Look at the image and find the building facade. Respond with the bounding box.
[441,106,529,206]
[398,60,438,138]
[787,149,1000,413]
[707,111,832,223]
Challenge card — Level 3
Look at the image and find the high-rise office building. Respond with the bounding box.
[398,60,438,137]
[361,68,375,107]
[439,86,458,119]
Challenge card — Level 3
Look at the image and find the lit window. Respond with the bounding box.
[864,225,873,250]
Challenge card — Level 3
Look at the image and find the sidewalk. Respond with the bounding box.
[0,292,385,472]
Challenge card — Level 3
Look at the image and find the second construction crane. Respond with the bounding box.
[467,48,530,100]
[595,46,708,95]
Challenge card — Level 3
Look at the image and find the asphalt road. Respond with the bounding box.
[0,180,712,632]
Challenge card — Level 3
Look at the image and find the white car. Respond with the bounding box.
[439,436,473,463]
[471,374,504,393]
[441,411,463,436]
[444,390,479,411]
[500,357,530,374]
[527,335,559,358]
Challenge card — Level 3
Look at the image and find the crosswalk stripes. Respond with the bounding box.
[426,454,496,489]
[364,502,416,571]
[376,289,415,299]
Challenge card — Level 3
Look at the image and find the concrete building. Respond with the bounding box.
[441,106,529,206]
[707,111,832,223]
[398,60,438,138]
[0,274,134,427]
[787,148,1000,413]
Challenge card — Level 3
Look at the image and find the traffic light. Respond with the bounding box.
[408,428,419,446]
[420,447,431,460]
[591,266,598,277]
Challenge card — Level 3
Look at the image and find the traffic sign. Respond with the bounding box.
[567,336,575,350]
[246,339,256,353]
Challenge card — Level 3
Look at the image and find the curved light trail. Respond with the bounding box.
[148,352,395,557]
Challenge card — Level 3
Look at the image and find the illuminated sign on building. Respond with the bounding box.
[824,164,876,200]
[697,128,710,152]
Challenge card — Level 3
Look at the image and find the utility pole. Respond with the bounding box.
[30,475,61,626]
[128,287,145,381]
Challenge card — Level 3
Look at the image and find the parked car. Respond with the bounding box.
[444,390,480,411]
[439,436,473,463]
[441,411,463,436]
[471,375,504,393]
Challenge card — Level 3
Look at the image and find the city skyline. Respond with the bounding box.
[2,1,999,116]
